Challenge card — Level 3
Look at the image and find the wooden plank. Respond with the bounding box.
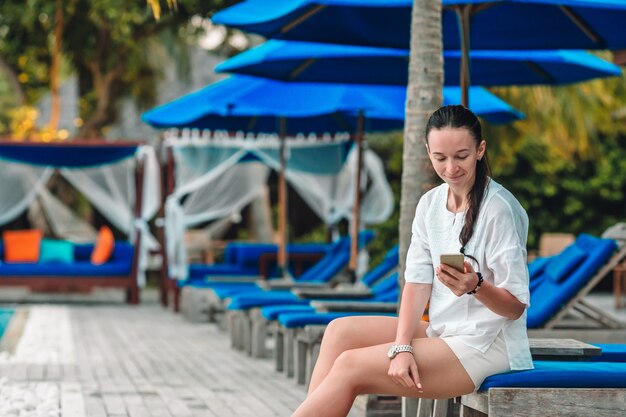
[293,287,372,299]
[61,382,87,417]
[528,338,602,358]
[311,301,398,313]
[461,392,488,414]
[488,388,626,417]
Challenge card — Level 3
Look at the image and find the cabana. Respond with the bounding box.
[0,141,160,303]
[159,129,394,308]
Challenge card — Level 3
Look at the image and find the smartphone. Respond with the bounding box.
[440,253,465,273]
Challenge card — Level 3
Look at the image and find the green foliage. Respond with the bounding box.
[366,132,403,266]
[0,0,235,136]
[494,132,626,249]
[486,70,626,249]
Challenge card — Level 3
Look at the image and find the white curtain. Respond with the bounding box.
[286,147,394,225]
[0,160,53,227]
[164,135,272,280]
[60,145,161,286]
[36,187,98,243]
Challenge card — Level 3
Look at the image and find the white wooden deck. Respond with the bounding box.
[0,290,367,417]
[1,288,625,417]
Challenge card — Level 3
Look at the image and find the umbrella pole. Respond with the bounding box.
[455,5,473,107]
[278,117,289,279]
[349,111,365,284]
[159,143,175,308]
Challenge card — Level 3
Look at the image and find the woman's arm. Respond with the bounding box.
[437,262,526,320]
[387,282,431,390]
[394,283,431,344]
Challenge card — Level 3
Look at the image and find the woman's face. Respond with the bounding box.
[426,127,486,189]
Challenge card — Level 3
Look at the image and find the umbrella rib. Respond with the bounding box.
[559,5,606,48]
[524,61,555,84]
[290,58,317,79]
[281,4,326,34]
[247,116,259,132]
[330,112,353,132]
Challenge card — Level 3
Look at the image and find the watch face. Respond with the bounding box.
[387,346,396,359]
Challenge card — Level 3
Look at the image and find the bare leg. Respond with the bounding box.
[293,338,474,417]
[308,316,428,394]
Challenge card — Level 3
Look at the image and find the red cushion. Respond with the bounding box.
[3,229,43,263]
[91,226,115,265]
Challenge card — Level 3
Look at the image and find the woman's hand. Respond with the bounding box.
[387,352,422,392]
[436,261,480,296]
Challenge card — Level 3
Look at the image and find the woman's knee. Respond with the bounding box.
[322,317,356,345]
[329,349,367,391]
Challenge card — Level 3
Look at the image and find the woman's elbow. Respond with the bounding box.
[507,303,526,320]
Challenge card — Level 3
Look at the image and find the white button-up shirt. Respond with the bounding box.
[405,179,533,371]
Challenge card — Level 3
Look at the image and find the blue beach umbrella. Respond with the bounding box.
[141,75,523,130]
[213,0,626,51]
[143,75,523,277]
[215,41,621,87]
[212,0,626,105]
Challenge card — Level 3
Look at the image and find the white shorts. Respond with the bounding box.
[441,332,510,391]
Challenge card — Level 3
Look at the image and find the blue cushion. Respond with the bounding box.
[527,235,616,328]
[261,305,316,320]
[481,361,626,390]
[528,256,551,281]
[40,239,74,264]
[227,291,305,310]
[544,243,588,283]
[591,344,626,362]
[361,245,399,287]
[278,311,396,329]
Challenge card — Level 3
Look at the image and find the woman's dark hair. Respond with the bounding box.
[425,105,491,253]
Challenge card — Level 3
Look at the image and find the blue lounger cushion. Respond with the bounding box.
[591,344,626,362]
[228,291,304,310]
[254,269,400,319]
[527,234,617,328]
[261,305,316,320]
[528,256,551,281]
[278,311,397,329]
[227,270,399,311]
[544,244,587,283]
[480,361,626,390]
[226,245,398,311]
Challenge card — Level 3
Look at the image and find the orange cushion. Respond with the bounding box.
[3,229,43,263]
[91,226,115,265]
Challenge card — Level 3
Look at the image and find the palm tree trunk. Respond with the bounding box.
[399,1,444,288]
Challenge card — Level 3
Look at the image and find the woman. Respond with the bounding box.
[292,105,533,417]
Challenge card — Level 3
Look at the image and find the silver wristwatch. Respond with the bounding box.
[387,344,413,359]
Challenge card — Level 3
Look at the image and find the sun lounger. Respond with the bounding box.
[221,231,376,340]
[406,342,626,417]
[528,234,626,331]
[229,246,398,356]
[179,233,369,322]
[457,360,626,417]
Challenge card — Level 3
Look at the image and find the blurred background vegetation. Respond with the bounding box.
[1,1,625,268]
